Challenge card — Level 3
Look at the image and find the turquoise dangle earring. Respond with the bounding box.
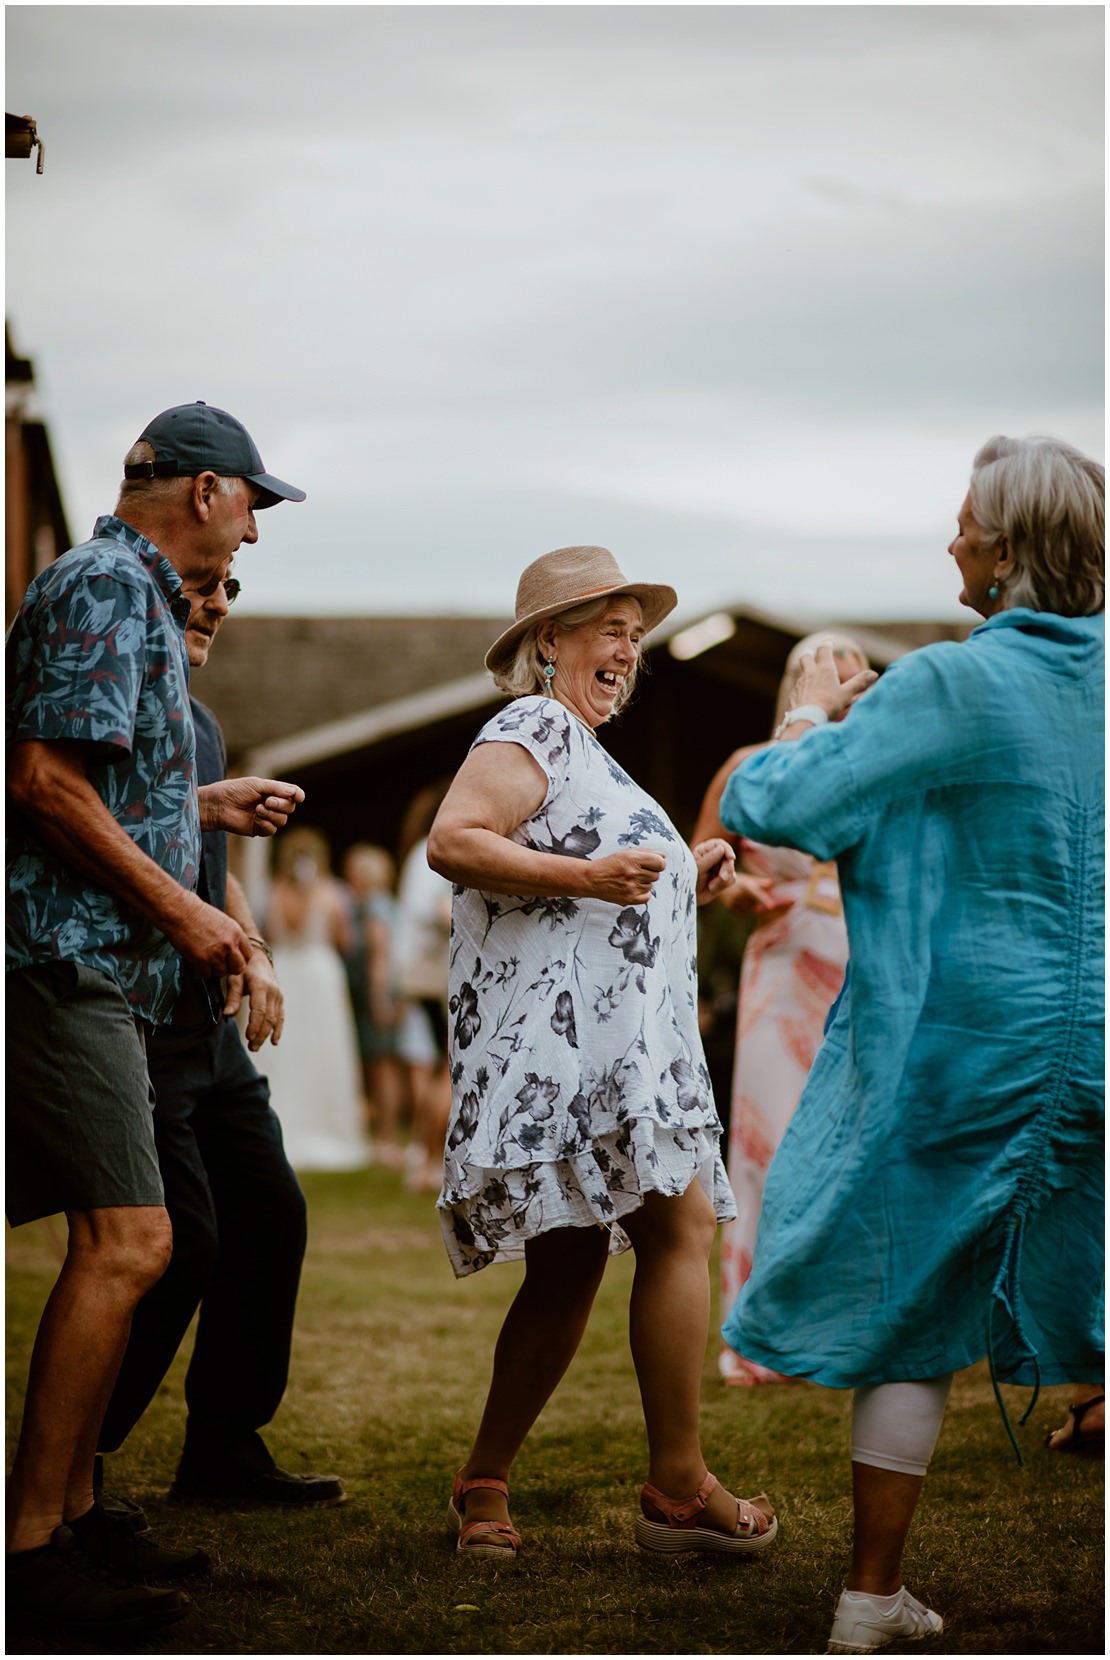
[988,584,1000,600]
[543,656,555,690]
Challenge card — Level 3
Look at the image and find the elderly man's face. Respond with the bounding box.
[180,570,240,668]
[207,478,260,565]
[173,477,260,588]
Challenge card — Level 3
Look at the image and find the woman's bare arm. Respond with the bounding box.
[427,741,666,907]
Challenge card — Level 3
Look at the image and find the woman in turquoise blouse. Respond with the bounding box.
[719,435,1104,1655]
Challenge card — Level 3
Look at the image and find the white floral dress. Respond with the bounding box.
[438,696,736,1277]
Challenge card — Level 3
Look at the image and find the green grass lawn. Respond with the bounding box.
[6,1166,1104,1655]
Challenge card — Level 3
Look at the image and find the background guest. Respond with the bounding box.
[394,783,455,1193]
[263,828,368,1170]
[692,632,870,1386]
[341,842,405,1166]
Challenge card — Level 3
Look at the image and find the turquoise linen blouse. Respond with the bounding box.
[719,610,1104,1398]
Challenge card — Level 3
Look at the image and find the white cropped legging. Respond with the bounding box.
[851,1377,954,1477]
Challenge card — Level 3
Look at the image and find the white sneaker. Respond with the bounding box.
[827,1586,943,1653]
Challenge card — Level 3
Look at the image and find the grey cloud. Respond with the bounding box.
[6,5,1101,625]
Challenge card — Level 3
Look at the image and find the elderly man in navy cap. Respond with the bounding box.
[6,404,307,1639]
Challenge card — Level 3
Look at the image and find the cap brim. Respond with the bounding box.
[249,471,306,509]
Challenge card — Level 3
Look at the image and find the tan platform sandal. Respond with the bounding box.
[447,1470,522,1560]
[634,1471,777,1554]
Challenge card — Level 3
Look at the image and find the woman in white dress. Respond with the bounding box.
[427,546,777,1562]
[262,827,368,1171]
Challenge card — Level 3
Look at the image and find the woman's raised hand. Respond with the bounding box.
[788,641,877,722]
[588,849,666,905]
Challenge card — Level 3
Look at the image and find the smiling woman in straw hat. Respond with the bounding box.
[426,545,777,1562]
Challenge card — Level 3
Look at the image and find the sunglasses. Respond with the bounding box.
[194,575,242,605]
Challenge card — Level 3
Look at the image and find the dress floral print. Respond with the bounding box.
[438,696,735,1277]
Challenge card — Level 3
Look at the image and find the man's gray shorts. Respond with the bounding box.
[6,962,164,1227]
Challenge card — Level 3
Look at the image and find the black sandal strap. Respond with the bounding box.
[1069,1394,1105,1431]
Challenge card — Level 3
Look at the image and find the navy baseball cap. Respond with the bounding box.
[123,401,306,509]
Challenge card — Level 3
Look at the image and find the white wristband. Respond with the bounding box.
[773,704,830,741]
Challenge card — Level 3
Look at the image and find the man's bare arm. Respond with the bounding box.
[222,873,284,1049]
[198,776,305,837]
[9,739,251,979]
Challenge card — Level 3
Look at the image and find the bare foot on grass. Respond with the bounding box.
[1046,1389,1104,1454]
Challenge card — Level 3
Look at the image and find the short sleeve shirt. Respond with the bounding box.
[6,515,200,1023]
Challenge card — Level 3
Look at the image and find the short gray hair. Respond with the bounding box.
[491,595,645,715]
[969,435,1104,617]
[115,440,244,513]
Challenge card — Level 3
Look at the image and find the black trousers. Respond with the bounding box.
[98,1018,307,1456]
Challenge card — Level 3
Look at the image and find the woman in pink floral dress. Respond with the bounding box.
[694,633,870,1385]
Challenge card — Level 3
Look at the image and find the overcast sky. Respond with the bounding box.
[6,4,1104,625]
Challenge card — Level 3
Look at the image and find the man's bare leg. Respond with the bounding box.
[7,1205,172,1554]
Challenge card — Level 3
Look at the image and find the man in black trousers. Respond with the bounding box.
[96,563,344,1515]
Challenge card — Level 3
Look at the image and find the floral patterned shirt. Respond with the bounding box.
[438,696,734,1276]
[6,515,200,1023]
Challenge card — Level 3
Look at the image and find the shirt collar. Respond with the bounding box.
[972,606,1104,645]
[93,514,185,609]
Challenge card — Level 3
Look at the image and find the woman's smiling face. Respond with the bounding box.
[541,597,645,729]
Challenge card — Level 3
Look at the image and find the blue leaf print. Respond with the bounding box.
[618,808,675,846]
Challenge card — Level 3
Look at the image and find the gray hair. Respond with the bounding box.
[969,435,1104,617]
[115,440,244,513]
[491,594,645,715]
[773,632,870,731]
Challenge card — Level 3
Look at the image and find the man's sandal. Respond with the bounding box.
[634,1471,777,1555]
[447,1471,522,1560]
[1045,1394,1105,1457]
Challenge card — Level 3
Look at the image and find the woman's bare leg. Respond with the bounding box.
[458,1223,610,1535]
[621,1182,772,1532]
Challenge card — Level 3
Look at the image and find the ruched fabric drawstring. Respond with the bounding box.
[987,1209,1041,1466]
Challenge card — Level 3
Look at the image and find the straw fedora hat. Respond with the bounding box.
[485,546,678,674]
